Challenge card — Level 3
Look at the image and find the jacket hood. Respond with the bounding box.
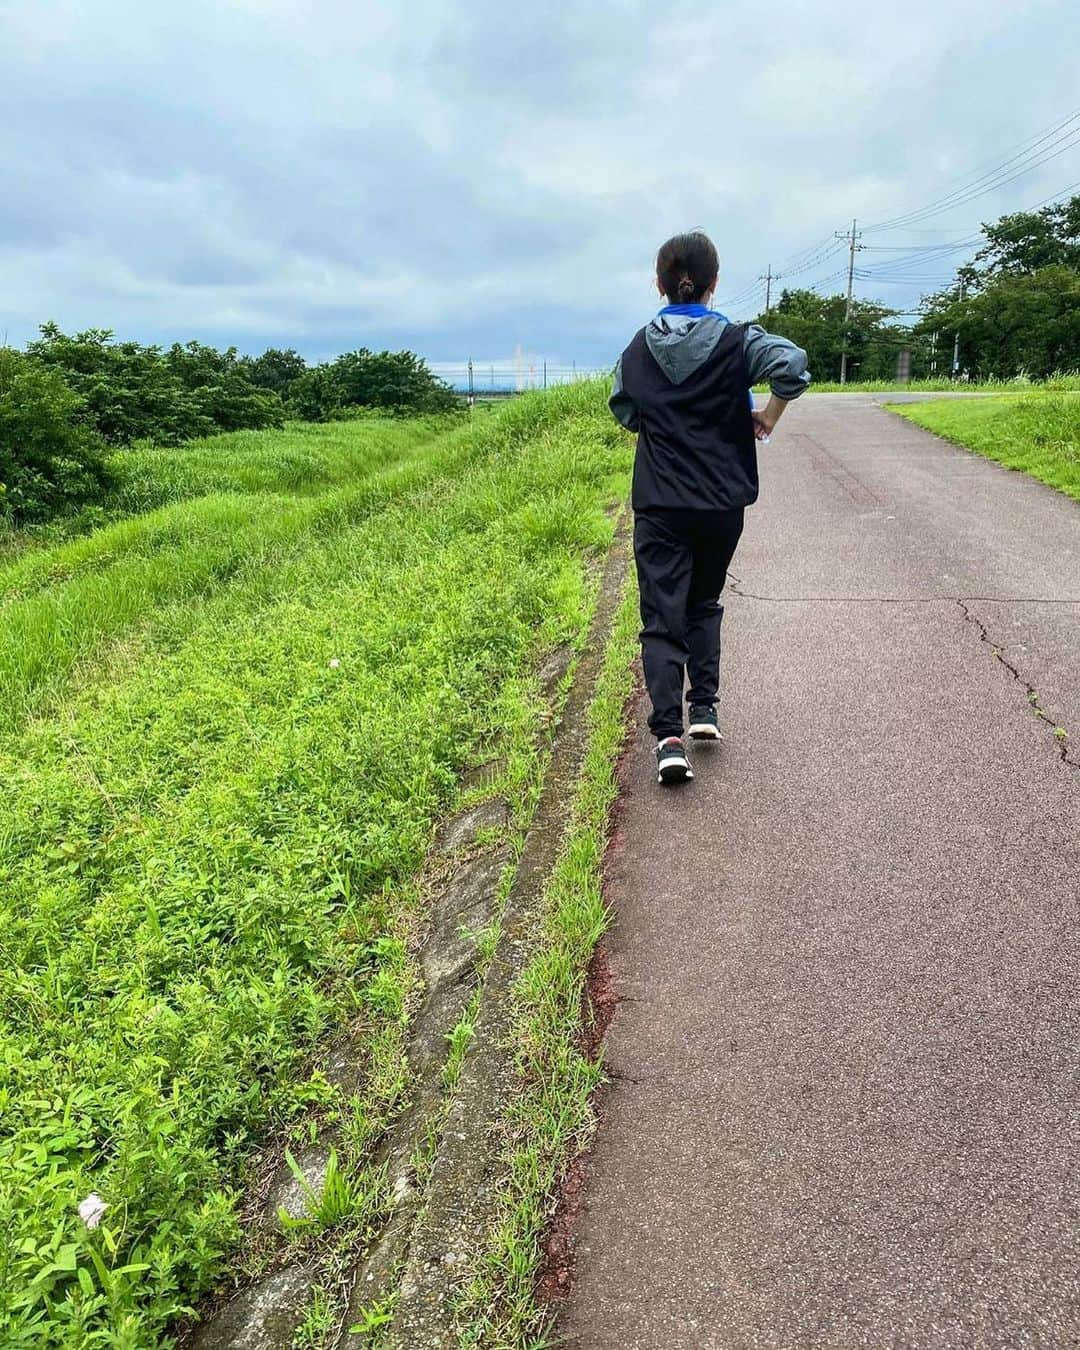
[645,310,730,385]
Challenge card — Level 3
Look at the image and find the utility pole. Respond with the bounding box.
[951,275,966,377]
[835,218,863,384]
[467,357,474,406]
[758,263,779,314]
[543,359,547,390]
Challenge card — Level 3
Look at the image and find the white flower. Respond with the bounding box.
[328,658,340,669]
[78,1193,107,1230]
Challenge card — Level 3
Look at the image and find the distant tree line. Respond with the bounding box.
[756,195,1080,382]
[0,330,459,525]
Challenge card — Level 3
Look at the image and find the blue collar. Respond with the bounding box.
[657,303,730,321]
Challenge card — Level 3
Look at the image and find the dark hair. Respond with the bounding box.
[656,231,719,304]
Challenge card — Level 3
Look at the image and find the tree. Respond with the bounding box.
[973,199,1080,281]
[915,193,1080,378]
[0,348,114,524]
[26,326,284,444]
[165,341,284,433]
[761,290,904,382]
[917,266,1080,379]
[240,348,307,400]
[288,348,460,420]
[327,349,459,413]
[289,365,337,422]
[27,324,209,444]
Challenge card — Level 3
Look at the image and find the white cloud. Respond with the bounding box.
[0,0,1077,362]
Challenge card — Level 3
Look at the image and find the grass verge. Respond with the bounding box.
[751,373,1080,395]
[889,392,1080,502]
[453,577,640,1348]
[0,383,631,1347]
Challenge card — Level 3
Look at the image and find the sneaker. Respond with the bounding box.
[687,705,722,741]
[656,735,693,785]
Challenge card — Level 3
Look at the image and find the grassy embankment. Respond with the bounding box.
[0,385,632,1347]
[890,393,1080,502]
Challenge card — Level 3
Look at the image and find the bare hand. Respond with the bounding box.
[752,394,789,442]
[751,410,775,441]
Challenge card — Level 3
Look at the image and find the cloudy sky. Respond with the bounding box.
[2,0,1078,373]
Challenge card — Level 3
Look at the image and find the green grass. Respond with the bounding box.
[889,392,1080,502]
[774,376,1080,395]
[0,419,480,730]
[455,577,640,1348]
[0,384,632,1347]
[750,373,1080,395]
[0,416,456,562]
[104,417,454,516]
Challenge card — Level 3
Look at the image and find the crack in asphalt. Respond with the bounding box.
[954,598,1078,771]
[725,573,1079,773]
[727,574,1080,605]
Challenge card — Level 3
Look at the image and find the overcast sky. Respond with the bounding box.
[2,0,1078,372]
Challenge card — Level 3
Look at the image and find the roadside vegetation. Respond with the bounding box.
[890,392,1080,502]
[456,582,639,1347]
[0,382,631,1347]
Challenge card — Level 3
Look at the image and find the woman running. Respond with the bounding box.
[610,230,810,784]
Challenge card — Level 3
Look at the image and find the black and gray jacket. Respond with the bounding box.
[610,306,810,512]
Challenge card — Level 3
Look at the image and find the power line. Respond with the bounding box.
[721,278,765,303]
[864,108,1080,231]
[720,239,845,308]
[781,241,847,277]
[771,232,839,272]
[863,109,1080,231]
[860,238,980,253]
[736,167,1079,312]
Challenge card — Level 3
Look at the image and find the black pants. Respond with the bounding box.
[633,507,745,739]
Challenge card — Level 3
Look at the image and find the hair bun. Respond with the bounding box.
[677,276,695,299]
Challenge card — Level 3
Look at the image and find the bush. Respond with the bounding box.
[0,348,114,525]
[239,347,308,400]
[290,348,461,421]
[165,341,285,433]
[27,325,214,445]
[288,365,338,423]
[27,325,284,446]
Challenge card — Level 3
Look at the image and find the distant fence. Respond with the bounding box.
[429,359,612,397]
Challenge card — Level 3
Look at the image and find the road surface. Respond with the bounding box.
[560,394,1080,1349]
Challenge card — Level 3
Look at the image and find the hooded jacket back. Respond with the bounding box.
[619,317,757,511]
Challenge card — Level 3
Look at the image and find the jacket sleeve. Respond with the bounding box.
[608,356,640,432]
[743,324,811,400]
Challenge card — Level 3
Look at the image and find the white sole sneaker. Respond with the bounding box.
[687,722,723,741]
[656,741,693,784]
[657,762,694,784]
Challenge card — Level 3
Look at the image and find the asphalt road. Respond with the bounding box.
[560,395,1080,1349]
